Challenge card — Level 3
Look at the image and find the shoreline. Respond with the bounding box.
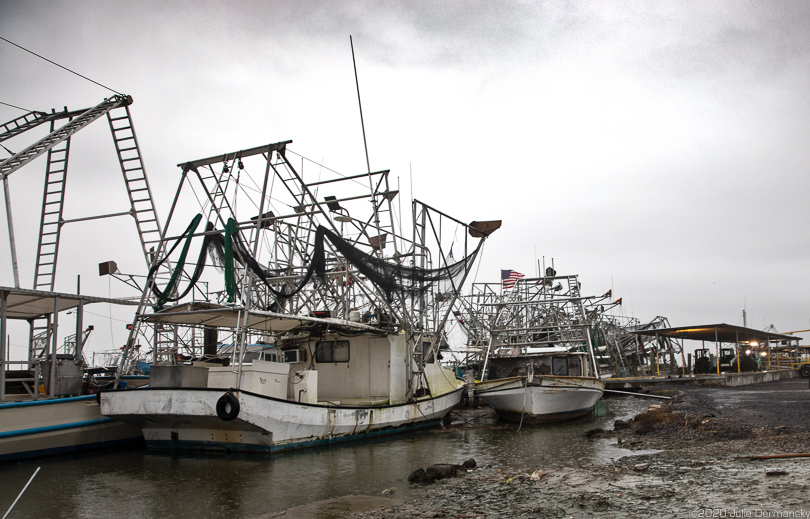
[275,378,810,518]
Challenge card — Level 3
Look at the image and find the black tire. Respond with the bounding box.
[799,365,810,378]
[216,393,240,421]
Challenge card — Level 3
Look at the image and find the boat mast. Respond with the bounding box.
[350,35,384,257]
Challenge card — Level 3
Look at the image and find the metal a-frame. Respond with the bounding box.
[0,95,163,362]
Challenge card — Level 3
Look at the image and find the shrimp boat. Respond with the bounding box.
[100,140,499,453]
[0,95,163,460]
[459,269,607,423]
[0,288,144,461]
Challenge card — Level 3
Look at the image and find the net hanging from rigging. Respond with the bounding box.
[147,215,482,311]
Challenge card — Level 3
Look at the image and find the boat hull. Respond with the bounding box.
[101,386,463,453]
[475,376,605,424]
[0,395,144,462]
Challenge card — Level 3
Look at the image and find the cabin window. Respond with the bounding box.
[569,356,581,375]
[552,357,569,376]
[283,349,306,363]
[315,340,349,363]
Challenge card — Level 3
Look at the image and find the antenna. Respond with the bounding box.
[350,35,371,174]
[349,35,383,256]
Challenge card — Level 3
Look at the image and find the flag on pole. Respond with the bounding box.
[501,269,525,289]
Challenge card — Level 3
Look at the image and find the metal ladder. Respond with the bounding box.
[0,96,130,180]
[0,110,48,143]
[562,275,587,343]
[153,323,179,364]
[4,96,132,292]
[33,119,72,291]
[188,162,237,230]
[28,318,51,360]
[107,103,163,266]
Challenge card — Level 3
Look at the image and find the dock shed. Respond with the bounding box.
[633,323,799,374]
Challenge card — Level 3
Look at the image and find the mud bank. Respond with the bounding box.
[340,378,810,518]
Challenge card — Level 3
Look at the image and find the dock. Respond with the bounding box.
[605,368,800,390]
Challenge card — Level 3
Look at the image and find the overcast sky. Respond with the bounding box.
[2,1,810,357]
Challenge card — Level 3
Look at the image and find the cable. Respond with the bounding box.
[0,36,123,96]
[0,100,33,112]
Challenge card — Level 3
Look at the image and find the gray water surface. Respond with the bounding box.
[0,396,652,519]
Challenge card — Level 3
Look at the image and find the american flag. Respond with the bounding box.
[501,269,525,289]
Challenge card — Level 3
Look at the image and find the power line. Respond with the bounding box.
[0,36,123,96]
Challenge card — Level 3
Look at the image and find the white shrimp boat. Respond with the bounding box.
[0,393,142,462]
[103,322,465,452]
[0,288,143,461]
[462,270,607,423]
[0,95,168,460]
[100,140,499,453]
[475,354,604,423]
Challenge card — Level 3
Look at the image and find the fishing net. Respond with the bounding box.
[308,226,481,302]
[148,216,481,311]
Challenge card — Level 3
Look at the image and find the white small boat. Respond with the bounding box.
[464,270,606,423]
[0,288,143,461]
[475,366,605,423]
[0,394,142,461]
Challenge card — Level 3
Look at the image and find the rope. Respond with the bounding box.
[517,376,528,432]
[0,36,123,95]
[0,100,33,111]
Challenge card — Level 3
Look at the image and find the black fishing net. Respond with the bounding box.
[149,220,481,310]
[308,226,481,302]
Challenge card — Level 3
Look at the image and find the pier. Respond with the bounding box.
[605,368,799,390]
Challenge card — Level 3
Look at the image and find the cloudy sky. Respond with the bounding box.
[1,1,810,357]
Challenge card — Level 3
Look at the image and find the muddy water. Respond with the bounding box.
[0,396,651,519]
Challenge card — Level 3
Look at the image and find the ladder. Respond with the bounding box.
[107,103,163,266]
[153,323,178,364]
[28,318,51,360]
[187,162,237,231]
[0,110,48,143]
[0,107,89,144]
[0,95,131,181]
[33,118,71,291]
[560,275,587,344]
[4,96,132,291]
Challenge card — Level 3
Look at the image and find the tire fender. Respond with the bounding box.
[216,392,240,421]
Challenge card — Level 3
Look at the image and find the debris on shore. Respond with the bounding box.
[347,379,810,518]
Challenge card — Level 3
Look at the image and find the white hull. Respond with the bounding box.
[475,375,605,423]
[101,386,463,453]
[0,395,143,461]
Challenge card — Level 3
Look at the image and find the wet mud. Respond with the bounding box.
[340,378,810,518]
